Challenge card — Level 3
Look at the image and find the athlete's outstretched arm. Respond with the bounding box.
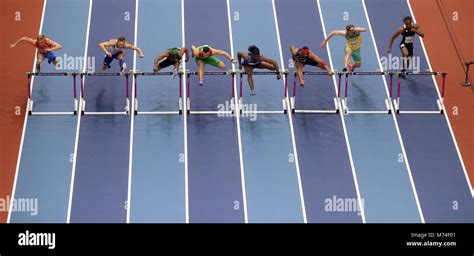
[125,43,144,58]
[354,27,367,32]
[387,28,403,53]
[99,39,115,57]
[212,48,236,63]
[181,47,189,62]
[191,45,199,57]
[237,51,245,69]
[321,30,345,47]
[413,24,424,37]
[48,39,62,52]
[10,37,36,48]
[290,45,299,60]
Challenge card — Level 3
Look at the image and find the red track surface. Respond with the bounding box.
[411,0,473,188]
[0,0,44,222]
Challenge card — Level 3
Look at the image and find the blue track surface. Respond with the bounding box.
[230,0,304,223]
[275,0,362,223]
[9,0,472,223]
[70,0,134,223]
[365,0,473,222]
[129,0,186,223]
[319,0,421,222]
[185,0,244,223]
[10,0,88,223]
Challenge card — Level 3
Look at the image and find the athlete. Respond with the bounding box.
[321,24,367,73]
[10,34,62,72]
[191,45,236,86]
[153,47,189,78]
[237,45,281,95]
[99,36,144,72]
[387,16,424,79]
[290,45,333,87]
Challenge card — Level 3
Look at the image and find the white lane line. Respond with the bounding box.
[272,0,307,223]
[67,0,93,224]
[227,0,249,223]
[126,0,139,224]
[362,0,425,223]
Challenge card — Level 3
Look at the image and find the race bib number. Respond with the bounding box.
[405,36,414,44]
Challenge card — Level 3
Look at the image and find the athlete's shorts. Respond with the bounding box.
[195,56,221,67]
[158,58,178,69]
[296,58,318,67]
[103,52,123,65]
[346,47,361,64]
[242,60,261,68]
[400,43,414,57]
[39,51,57,63]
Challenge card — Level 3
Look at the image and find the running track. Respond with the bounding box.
[2,0,473,223]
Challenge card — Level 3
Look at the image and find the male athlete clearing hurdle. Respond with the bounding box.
[321,24,367,73]
[237,45,281,96]
[387,16,424,79]
[290,45,333,87]
[153,47,189,77]
[191,45,236,86]
[99,36,144,72]
[10,35,62,72]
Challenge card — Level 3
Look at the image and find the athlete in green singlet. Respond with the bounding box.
[191,45,236,86]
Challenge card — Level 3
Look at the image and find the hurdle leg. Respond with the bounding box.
[239,73,243,114]
[342,73,349,114]
[392,73,401,114]
[437,73,446,114]
[125,74,130,115]
[134,74,138,115]
[27,74,33,115]
[290,73,296,113]
[73,74,78,115]
[80,75,86,115]
[186,73,190,114]
[282,73,288,114]
[231,73,235,114]
[179,74,183,115]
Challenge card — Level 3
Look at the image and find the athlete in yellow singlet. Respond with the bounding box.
[321,24,367,72]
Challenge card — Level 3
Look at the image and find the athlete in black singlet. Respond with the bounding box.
[388,16,424,79]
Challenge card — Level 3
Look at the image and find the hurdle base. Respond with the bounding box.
[385,99,392,114]
[27,99,78,115]
[282,98,287,114]
[393,98,444,114]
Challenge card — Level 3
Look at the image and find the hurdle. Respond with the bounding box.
[80,72,130,115]
[26,72,79,115]
[391,71,447,114]
[186,70,235,115]
[238,69,289,114]
[132,71,184,115]
[290,71,340,114]
[338,71,393,114]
